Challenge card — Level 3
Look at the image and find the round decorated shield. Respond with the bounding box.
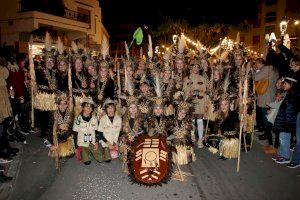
[128,134,172,186]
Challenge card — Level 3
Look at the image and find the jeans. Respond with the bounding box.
[291,113,300,163]
[278,132,291,159]
[193,119,204,140]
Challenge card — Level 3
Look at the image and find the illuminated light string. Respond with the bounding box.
[155,33,263,57]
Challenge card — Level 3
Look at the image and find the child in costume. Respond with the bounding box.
[73,97,109,165]
[98,99,122,161]
[50,94,75,158]
[120,95,143,172]
[171,101,196,165]
[216,96,240,159]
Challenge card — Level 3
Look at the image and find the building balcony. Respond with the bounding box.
[11,11,90,34]
[18,1,90,24]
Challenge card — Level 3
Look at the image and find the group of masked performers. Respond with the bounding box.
[31,33,254,171]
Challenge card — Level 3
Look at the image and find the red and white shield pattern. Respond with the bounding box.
[130,135,170,185]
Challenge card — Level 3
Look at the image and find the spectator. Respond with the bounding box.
[287,58,300,168]
[254,58,279,133]
[273,77,297,164]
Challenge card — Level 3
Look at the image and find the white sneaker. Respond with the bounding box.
[0,158,13,164]
[197,139,204,148]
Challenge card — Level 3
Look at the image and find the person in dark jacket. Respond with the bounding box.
[273,77,297,164]
[287,58,300,168]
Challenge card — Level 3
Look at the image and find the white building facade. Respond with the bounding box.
[0,0,109,53]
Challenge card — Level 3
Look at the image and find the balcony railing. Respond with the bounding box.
[18,1,90,24]
[64,8,90,24]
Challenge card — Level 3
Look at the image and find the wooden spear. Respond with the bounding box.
[68,51,73,110]
[28,35,36,128]
[52,119,60,171]
[237,61,250,172]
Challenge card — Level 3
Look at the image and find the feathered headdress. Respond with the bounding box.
[71,41,85,62]
[178,35,186,54]
[163,48,172,71]
[71,41,78,54]
[153,74,164,108]
[122,41,133,69]
[125,72,138,106]
[44,32,52,52]
[125,41,130,60]
[236,32,240,45]
[56,37,68,64]
[101,35,110,60]
[42,32,55,60]
[99,36,110,69]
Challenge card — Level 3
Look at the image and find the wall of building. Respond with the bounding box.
[0,0,109,51]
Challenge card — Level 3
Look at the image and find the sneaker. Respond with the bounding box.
[43,139,52,148]
[0,158,12,164]
[290,144,295,151]
[29,128,37,134]
[287,162,300,169]
[275,157,290,164]
[197,139,204,148]
[272,155,281,161]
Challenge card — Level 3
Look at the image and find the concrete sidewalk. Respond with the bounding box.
[0,141,23,200]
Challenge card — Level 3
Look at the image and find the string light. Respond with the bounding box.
[156,32,264,57]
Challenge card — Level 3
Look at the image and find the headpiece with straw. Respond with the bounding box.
[99,35,110,69]
[153,74,164,108]
[163,48,172,71]
[175,34,186,61]
[56,37,68,64]
[42,32,55,61]
[71,41,85,62]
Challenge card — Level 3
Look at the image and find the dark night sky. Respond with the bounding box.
[100,0,260,28]
[99,0,260,48]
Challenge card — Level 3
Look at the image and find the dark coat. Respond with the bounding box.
[273,92,297,133]
[293,70,300,113]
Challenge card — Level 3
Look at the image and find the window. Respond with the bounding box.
[252,36,260,45]
[77,7,91,24]
[265,12,276,23]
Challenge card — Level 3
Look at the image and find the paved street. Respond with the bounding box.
[4,134,300,200]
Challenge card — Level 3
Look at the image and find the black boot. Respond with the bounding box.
[218,156,227,160]
[84,161,91,165]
